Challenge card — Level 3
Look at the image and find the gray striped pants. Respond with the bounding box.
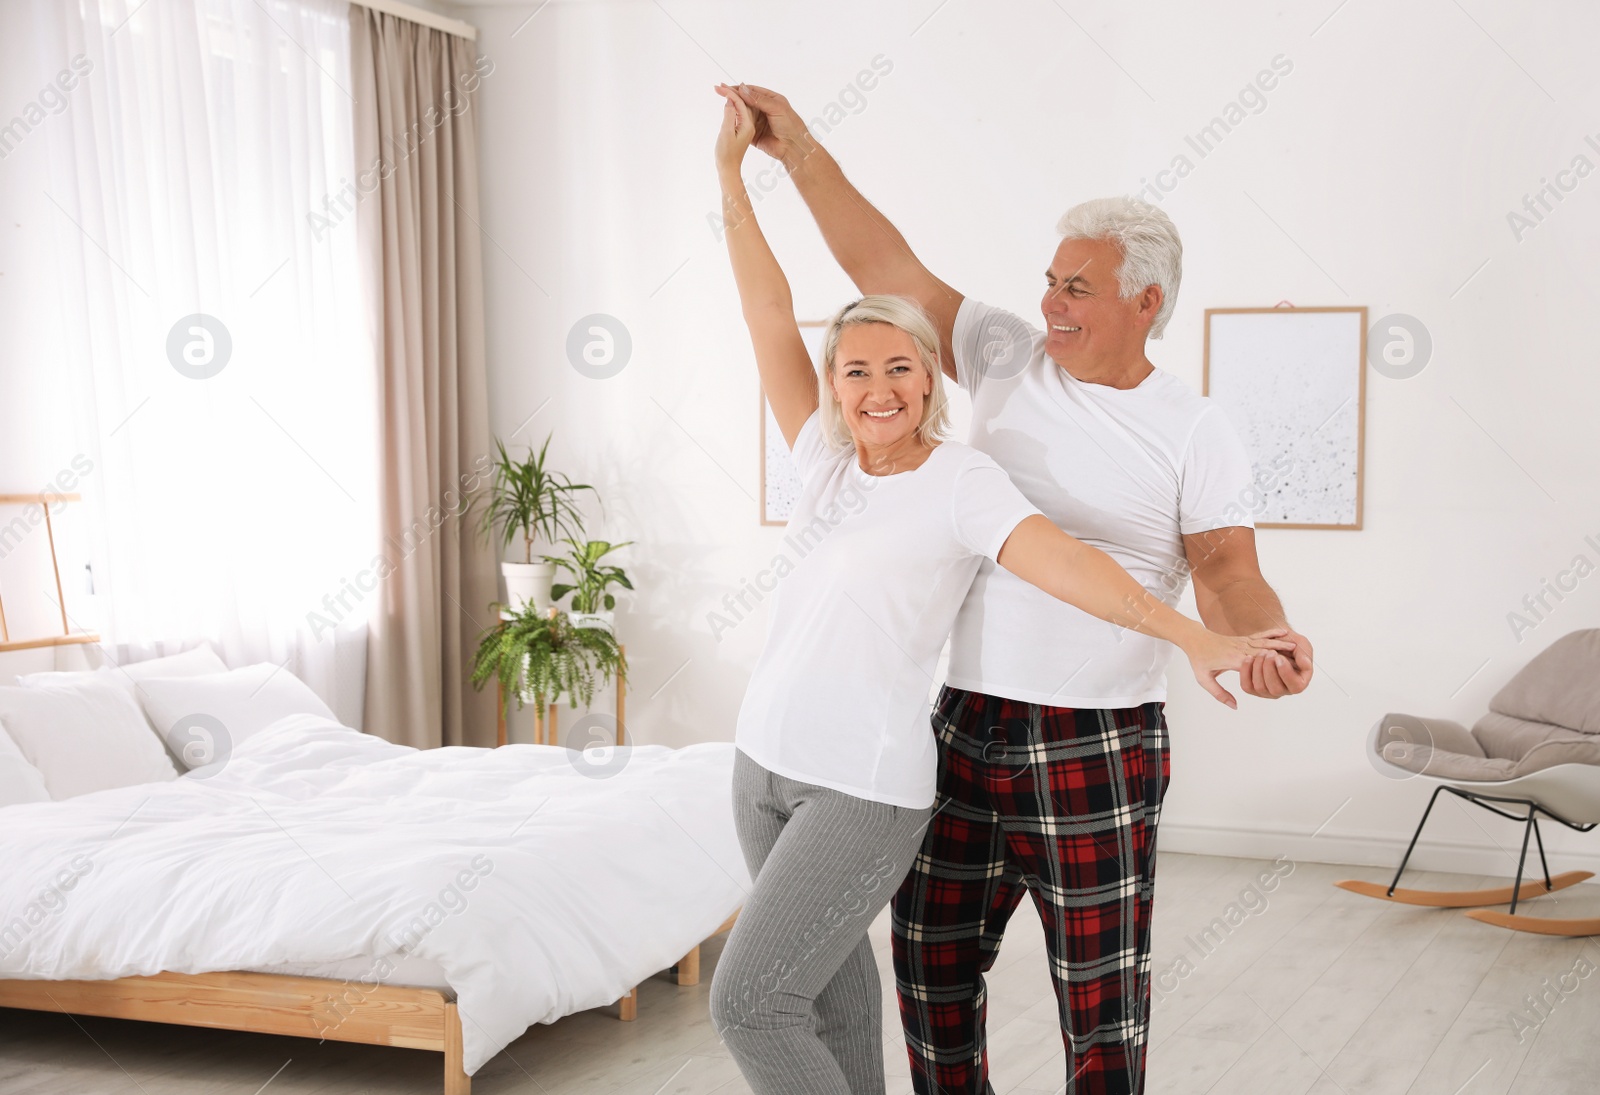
[710,749,933,1094]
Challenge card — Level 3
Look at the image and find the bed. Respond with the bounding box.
[0,697,748,1093]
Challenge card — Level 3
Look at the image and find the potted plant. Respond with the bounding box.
[546,539,634,631]
[474,436,596,612]
[470,603,626,715]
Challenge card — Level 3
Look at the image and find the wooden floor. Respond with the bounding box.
[3,852,1599,1094]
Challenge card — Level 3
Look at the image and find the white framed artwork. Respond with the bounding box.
[1203,306,1368,530]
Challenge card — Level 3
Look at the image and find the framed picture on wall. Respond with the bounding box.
[1203,306,1368,530]
[760,321,827,526]
[0,491,98,653]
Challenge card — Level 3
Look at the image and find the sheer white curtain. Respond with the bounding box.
[35,0,376,726]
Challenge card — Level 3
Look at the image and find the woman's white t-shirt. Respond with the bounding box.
[733,409,1043,808]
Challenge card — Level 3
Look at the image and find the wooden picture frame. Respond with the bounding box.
[0,492,99,652]
[1202,306,1368,530]
[759,321,827,526]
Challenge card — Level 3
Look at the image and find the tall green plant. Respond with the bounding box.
[475,436,597,563]
[470,605,626,712]
[547,539,634,613]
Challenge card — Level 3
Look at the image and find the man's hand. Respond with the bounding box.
[727,82,964,371]
[1238,628,1313,699]
[732,84,817,169]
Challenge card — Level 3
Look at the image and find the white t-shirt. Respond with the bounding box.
[947,297,1255,708]
[734,409,1043,808]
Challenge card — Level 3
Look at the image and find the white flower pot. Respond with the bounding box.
[502,561,554,613]
[517,653,564,708]
[567,610,614,632]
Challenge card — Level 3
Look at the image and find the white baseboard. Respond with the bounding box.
[1157,821,1600,878]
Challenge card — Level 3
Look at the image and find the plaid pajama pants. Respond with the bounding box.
[891,685,1170,1095]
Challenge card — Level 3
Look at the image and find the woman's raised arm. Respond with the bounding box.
[715,84,819,448]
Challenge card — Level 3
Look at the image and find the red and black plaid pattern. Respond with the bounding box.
[891,685,1170,1095]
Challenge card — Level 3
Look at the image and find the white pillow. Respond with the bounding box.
[17,643,228,692]
[137,663,339,769]
[0,680,181,798]
[0,726,51,807]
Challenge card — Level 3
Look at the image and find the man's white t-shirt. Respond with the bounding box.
[947,298,1256,708]
[734,408,1042,808]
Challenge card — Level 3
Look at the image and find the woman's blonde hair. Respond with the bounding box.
[816,294,952,451]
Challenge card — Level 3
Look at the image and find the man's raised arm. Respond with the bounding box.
[734,84,965,380]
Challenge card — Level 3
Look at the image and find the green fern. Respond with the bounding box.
[470,605,626,713]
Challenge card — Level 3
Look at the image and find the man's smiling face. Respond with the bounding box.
[1039,236,1160,383]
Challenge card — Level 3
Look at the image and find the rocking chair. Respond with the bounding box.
[1336,629,1600,936]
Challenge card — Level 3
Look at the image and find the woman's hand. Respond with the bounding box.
[1182,628,1300,709]
[714,83,756,175]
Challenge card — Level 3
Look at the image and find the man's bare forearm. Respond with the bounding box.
[1200,576,1290,636]
[785,143,962,368]
[786,146,918,292]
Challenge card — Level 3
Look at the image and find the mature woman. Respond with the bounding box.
[707,86,1288,1095]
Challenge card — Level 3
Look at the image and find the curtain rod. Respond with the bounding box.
[355,0,478,41]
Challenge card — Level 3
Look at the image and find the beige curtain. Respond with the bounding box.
[352,7,497,748]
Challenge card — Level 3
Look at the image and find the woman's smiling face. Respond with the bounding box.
[829,322,932,449]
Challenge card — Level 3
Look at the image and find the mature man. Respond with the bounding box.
[731,84,1313,1095]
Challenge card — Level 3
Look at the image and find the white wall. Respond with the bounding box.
[466,0,1600,875]
[5,0,1596,875]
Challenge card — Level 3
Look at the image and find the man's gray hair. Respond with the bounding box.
[1055,197,1183,339]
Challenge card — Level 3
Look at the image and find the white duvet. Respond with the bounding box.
[0,716,749,1074]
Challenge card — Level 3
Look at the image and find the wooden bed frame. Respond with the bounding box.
[0,913,738,1094]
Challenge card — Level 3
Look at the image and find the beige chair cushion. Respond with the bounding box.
[1381,741,1517,781]
[1382,730,1600,782]
[1487,628,1600,733]
[1471,712,1593,762]
[1373,630,1600,783]
[1513,737,1600,776]
[1375,714,1509,780]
